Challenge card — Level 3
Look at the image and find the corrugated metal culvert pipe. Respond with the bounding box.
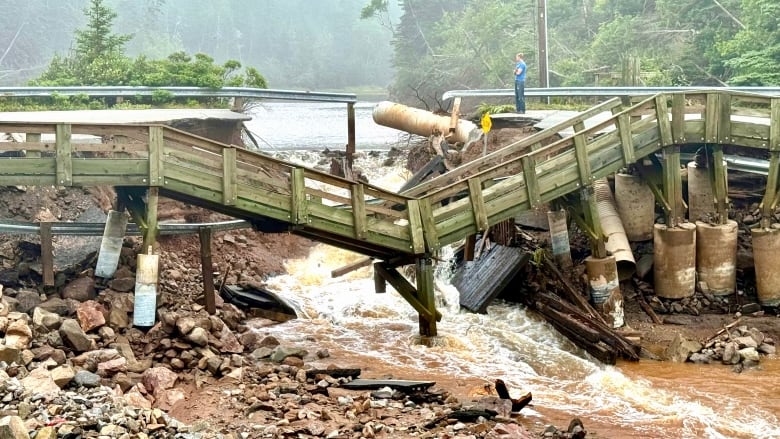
[372,101,481,145]
[593,178,636,280]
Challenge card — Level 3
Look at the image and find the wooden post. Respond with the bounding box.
[347,102,356,173]
[416,258,437,337]
[711,144,728,224]
[581,187,607,258]
[25,133,41,158]
[662,146,684,226]
[464,234,476,261]
[760,152,780,229]
[373,262,387,294]
[142,187,159,253]
[40,222,54,287]
[199,227,216,315]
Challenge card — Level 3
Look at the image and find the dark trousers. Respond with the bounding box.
[514,80,526,113]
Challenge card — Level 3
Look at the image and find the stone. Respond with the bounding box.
[186,327,209,346]
[738,347,760,365]
[0,345,20,364]
[32,307,62,331]
[722,341,741,365]
[4,320,32,349]
[142,367,178,394]
[37,297,70,316]
[20,367,60,399]
[61,276,96,301]
[758,343,776,355]
[59,319,94,353]
[740,303,761,314]
[108,277,135,292]
[97,357,127,376]
[50,365,75,388]
[0,416,29,439]
[238,332,260,351]
[217,326,244,354]
[259,335,280,348]
[665,333,702,363]
[76,300,106,332]
[108,307,130,329]
[176,317,197,335]
[31,426,55,439]
[73,370,101,388]
[250,347,273,361]
[125,390,152,409]
[270,346,307,363]
[13,289,41,314]
[734,336,758,349]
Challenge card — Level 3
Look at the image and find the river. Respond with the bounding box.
[243,101,780,439]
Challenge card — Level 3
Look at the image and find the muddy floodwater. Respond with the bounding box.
[250,101,780,439]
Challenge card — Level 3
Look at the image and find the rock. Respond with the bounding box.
[32,307,62,331]
[13,289,41,314]
[734,336,758,349]
[758,343,776,355]
[31,426,55,439]
[73,370,101,388]
[250,347,273,361]
[50,365,75,388]
[142,367,178,394]
[722,341,741,365]
[0,345,20,364]
[176,316,197,335]
[665,333,702,363]
[740,303,761,314]
[259,335,280,348]
[186,327,209,346]
[270,346,307,363]
[238,332,260,351]
[20,367,60,399]
[688,352,711,364]
[108,277,135,292]
[97,357,127,376]
[125,389,152,409]
[37,297,70,316]
[0,415,29,439]
[61,276,96,301]
[59,319,94,352]
[76,300,107,332]
[108,307,130,329]
[4,320,32,349]
[217,326,244,354]
[738,347,760,365]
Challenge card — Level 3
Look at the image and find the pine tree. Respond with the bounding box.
[75,0,132,65]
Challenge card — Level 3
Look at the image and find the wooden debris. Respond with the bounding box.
[704,318,743,344]
[636,291,663,324]
[341,379,435,392]
[424,409,496,429]
[331,256,372,278]
[305,368,361,380]
[494,379,532,413]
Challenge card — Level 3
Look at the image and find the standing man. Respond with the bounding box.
[514,53,527,114]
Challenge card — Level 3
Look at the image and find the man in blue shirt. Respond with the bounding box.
[514,53,527,113]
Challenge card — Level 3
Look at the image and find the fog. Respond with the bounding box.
[0,0,397,91]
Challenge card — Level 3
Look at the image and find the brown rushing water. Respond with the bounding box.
[257,243,780,439]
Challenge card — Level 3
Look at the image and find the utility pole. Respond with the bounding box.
[537,0,550,93]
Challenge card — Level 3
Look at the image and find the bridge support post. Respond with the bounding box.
[199,227,217,315]
[662,146,684,227]
[142,187,160,253]
[416,257,437,337]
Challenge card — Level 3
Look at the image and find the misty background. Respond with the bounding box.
[0,0,398,91]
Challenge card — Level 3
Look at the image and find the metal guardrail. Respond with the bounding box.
[442,86,780,101]
[0,86,358,104]
[0,219,251,236]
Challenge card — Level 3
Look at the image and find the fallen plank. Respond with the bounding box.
[306,368,361,380]
[331,256,372,278]
[341,379,435,392]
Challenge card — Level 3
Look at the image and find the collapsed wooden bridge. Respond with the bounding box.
[1,90,778,338]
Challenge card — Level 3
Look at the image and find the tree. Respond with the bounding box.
[717,0,780,85]
[75,0,132,66]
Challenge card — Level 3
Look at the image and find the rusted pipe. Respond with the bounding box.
[593,178,636,280]
[372,101,481,144]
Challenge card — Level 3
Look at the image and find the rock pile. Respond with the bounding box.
[666,325,776,371]
[0,250,536,438]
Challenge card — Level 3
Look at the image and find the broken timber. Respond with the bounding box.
[341,379,435,392]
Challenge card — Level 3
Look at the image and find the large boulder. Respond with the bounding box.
[59,319,94,352]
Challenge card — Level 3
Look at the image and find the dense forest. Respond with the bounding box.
[1,0,778,108]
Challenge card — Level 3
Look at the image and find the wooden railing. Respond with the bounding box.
[1,90,778,259]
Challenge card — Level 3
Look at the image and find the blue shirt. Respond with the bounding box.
[515,60,527,82]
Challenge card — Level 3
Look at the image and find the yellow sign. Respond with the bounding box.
[481,112,492,133]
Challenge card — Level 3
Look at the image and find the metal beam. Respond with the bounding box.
[442,86,780,101]
[0,86,357,104]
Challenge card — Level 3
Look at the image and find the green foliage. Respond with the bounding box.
[27,0,269,109]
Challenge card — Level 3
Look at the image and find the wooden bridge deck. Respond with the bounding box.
[0,89,777,261]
